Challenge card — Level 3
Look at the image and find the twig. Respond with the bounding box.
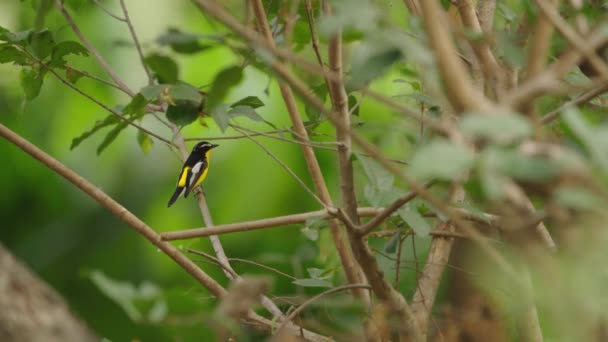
[475,0,497,33]
[231,125,326,207]
[161,207,382,241]
[357,184,431,236]
[55,0,135,96]
[119,0,154,84]
[540,84,608,125]
[276,284,373,334]
[92,0,126,22]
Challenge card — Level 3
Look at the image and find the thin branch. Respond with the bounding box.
[276,284,373,335]
[402,0,422,16]
[540,83,608,125]
[161,208,381,241]
[92,0,126,22]
[118,0,154,84]
[231,125,326,207]
[419,0,494,113]
[475,0,497,33]
[55,0,135,96]
[357,184,431,236]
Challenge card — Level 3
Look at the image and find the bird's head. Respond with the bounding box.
[193,141,219,152]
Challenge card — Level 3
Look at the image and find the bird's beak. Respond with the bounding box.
[211,144,219,149]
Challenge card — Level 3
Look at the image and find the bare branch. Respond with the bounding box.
[92,0,126,22]
[419,0,494,113]
[476,0,497,32]
[55,0,135,96]
[118,0,154,84]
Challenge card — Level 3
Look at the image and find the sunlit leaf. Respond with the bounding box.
[137,130,154,154]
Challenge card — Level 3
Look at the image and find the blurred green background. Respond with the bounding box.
[0,1,420,340]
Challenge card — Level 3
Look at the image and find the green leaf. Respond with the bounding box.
[70,115,118,150]
[29,29,55,59]
[65,0,86,11]
[206,65,244,111]
[5,29,33,44]
[554,186,604,211]
[383,230,402,253]
[50,40,88,67]
[228,105,263,121]
[358,155,394,191]
[292,20,311,50]
[348,95,360,116]
[137,130,154,154]
[89,270,142,322]
[144,53,179,84]
[167,83,204,103]
[156,28,211,54]
[409,139,476,181]
[305,83,327,123]
[0,45,28,64]
[210,104,230,132]
[460,112,532,144]
[0,26,9,40]
[292,278,332,288]
[484,148,561,182]
[139,85,164,101]
[65,67,84,84]
[301,226,319,241]
[166,100,200,126]
[97,121,128,155]
[123,94,148,116]
[562,107,608,169]
[349,38,402,88]
[398,205,431,237]
[19,68,44,101]
[231,96,264,109]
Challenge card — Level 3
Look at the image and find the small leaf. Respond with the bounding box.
[19,68,44,100]
[231,96,264,109]
[460,112,532,144]
[0,45,28,64]
[383,230,402,253]
[305,83,327,123]
[144,54,179,84]
[71,115,118,150]
[123,94,148,116]
[50,40,88,67]
[292,278,332,288]
[206,65,244,111]
[166,100,200,126]
[137,130,154,154]
[301,226,319,241]
[398,205,431,237]
[409,139,476,181]
[139,84,165,101]
[97,121,128,155]
[5,29,33,44]
[156,28,211,54]
[89,270,142,322]
[555,186,604,211]
[349,38,402,88]
[228,105,263,121]
[562,107,608,169]
[358,155,394,191]
[29,29,55,59]
[65,67,84,84]
[210,104,230,132]
[167,83,204,103]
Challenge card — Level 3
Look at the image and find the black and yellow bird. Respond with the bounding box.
[167,141,219,207]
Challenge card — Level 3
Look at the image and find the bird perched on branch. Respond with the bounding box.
[167,141,219,207]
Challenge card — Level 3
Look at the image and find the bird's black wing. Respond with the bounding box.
[184,159,208,198]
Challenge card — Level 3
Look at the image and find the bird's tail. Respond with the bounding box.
[167,187,184,207]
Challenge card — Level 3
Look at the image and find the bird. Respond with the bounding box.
[167,141,219,207]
